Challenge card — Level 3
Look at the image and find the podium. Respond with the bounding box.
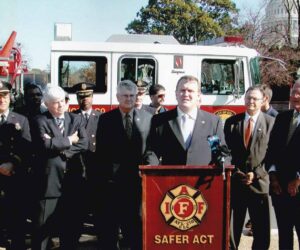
[139,165,234,250]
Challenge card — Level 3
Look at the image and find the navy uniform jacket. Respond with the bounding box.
[31,111,88,198]
[224,112,275,194]
[265,105,278,118]
[0,111,31,177]
[73,109,101,153]
[141,104,156,115]
[73,109,101,179]
[145,108,225,165]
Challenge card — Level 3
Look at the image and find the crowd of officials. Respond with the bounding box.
[0,75,299,250]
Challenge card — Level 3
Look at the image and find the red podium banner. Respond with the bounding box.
[139,165,233,250]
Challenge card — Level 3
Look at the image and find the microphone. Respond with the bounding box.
[207,135,230,179]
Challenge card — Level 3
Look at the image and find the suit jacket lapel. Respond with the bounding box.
[192,110,209,138]
[64,112,71,136]
[133,109,142,134]
[117,109,128,139]
[6,112,14,123]
[237,113,246,149]
[250,112,265,149]
[289,110,300,143]
[46,112,61,137]
[168,109,185,149]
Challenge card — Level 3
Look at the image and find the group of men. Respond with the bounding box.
[0,75,299,250]
[226,82,300,250]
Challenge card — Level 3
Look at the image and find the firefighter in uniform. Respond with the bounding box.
[0,80,31,250]
[72,82,102,224]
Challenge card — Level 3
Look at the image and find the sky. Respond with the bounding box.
[0,0,264,70]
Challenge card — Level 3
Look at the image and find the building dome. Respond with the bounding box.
[262,0,298,46]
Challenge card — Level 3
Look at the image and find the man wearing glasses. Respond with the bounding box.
[94,80,152,250]
[224,86,274,250]
[149,84,168,114]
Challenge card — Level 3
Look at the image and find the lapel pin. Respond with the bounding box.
[201,121,205,124]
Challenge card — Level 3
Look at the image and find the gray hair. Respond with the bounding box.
[43,86,66,103]
[117,80,138,94]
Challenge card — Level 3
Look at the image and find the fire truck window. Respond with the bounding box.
[250,57,261,85]
[201,59,244,95]
[59,56,107,93]
[120,57,156,91]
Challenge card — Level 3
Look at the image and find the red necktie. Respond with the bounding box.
[244,118,253,148]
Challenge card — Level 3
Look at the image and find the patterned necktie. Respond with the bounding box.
[0,114,5,125]
[124,113,132,139]
[181,114,192,149]
[287,112,299,143]
[244,117,253,148]
[56,117,64,134]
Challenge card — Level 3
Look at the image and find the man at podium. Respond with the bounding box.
[145,75,225,165]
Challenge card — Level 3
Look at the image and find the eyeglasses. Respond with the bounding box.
[120,94,136,99]
[157,94,165,98]
[245,97,262,101]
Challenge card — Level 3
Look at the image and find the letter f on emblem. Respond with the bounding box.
[178,202,189,215]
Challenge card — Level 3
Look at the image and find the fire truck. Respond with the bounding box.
[51,34,261,119]
[0,31,27,93]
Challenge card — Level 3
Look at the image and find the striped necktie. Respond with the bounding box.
[55,117,64,134]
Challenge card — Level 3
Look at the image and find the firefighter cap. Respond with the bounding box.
[0,80,12,93]
[137,80,147,94]
[73,82,95,97]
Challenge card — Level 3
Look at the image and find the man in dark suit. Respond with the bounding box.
[94,80,152,250]
[0,81,31,250]
[31,86,88,250]
[149,84,168,114]
[261,84,278,118]
[72,82,101,229]
[224,86,275,250]
[145,75,225,166]
[266,81,300,250]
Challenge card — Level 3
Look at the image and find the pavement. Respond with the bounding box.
[239,229,299,250]
[0,230,299,250]
[0,205,299,250]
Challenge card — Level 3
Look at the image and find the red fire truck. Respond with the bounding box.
[0,31,27,92]
[50,34,261,119]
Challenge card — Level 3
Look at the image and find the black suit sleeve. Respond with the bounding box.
[143,115,160,166]
[64,116,88,159]
[11,115,32,169]
[33,118,71,153]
